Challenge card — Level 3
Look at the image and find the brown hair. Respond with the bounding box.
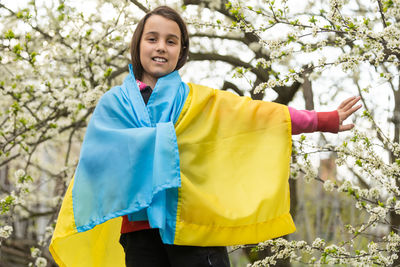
[130,6,190,80]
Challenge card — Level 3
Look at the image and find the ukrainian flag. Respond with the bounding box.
[49,66,295,266]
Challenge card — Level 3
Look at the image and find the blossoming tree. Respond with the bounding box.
[1,0,400,266]
[209,0,400,265]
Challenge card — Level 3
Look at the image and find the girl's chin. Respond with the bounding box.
[142,71,173,82]
[153,70,174,77]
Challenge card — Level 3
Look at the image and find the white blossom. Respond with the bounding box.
[35,257,47,267]
[303,165,317,183]
[323,180,335,191]
[0,225,13,239]
[338,180,352,193]
[312,238,325,249]
[31,247,41,258]
[14,169,25,179]
[368,188,380,199]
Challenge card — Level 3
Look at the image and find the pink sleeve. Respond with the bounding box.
[288,107,340,134]
[288,107,317,135]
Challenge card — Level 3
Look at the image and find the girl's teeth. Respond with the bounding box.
[154,58,166,62]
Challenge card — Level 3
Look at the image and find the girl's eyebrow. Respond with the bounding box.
[144,31,180,40]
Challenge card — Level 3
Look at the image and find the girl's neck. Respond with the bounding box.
[141,74,157,89]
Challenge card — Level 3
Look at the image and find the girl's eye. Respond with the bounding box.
[167,40,176,45]
[148,38,156,42]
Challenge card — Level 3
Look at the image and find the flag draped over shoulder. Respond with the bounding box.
[174,83,294,245]
[49,65,295,267]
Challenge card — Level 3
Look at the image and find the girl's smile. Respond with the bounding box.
[139,15,182,88]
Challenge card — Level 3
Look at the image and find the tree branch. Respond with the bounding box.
[189,51,269,81]
[108,65,129,81]
[376,0,387,28]
[221,80,244,96]
[129,0,149,13]
[190,32,244,42]
[273,82,302,105]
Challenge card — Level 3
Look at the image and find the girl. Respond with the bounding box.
[50,6,361,267]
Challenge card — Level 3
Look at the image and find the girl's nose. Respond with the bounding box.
[156,41,166,53]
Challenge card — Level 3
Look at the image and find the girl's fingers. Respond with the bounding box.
[347,96,361,109]
[339,103,362,124]
[338,96,362,131]
[338,96,359,109]
[342,96,361,111]
[339,123,355,132]
[343,103,362,118]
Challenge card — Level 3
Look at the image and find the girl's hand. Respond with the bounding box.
[337,96,362,132]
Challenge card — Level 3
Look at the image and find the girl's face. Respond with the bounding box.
[140,15,182,87]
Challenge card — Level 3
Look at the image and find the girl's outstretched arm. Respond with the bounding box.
[337,96,362,132]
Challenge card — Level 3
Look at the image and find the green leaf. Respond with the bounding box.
[13,43,23,56]
[309,16,317,24]
[347,188,354,195]
[348,22,356,29]
[57,3,65,12]
[384,0,394,10]
[362,110,370,118]
[104,67,113,78]
[5,30,15,40]
[1,195,15,214]
[287,35,296,43]
[19,118,27,125]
